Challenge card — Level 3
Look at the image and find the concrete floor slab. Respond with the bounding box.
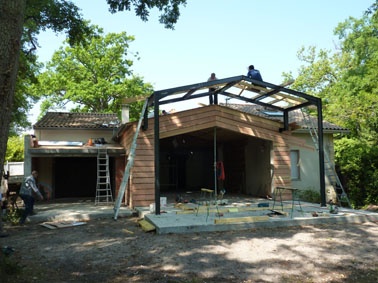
[142,200,378,234]
[14,198,378,235]
[24,199,134,223]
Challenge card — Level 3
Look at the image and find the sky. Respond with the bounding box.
[32,0,375,123]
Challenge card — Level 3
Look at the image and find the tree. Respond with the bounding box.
[0,0,186,178]
[35,25,153,120]
[282,2,378,207]
[5,136,24,162]
[106,0,187,29]
[0,0,90,179]
[0,0,27,177]
[9,0,93,135]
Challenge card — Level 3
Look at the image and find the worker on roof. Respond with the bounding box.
[207,72,218,105]
[247,65,263,81]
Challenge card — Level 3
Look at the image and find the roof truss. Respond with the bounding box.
[149,75,321,114]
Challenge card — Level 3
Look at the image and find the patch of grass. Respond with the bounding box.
[3,208,22,225]
[297,189,321,203]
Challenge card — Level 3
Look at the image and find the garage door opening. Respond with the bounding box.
[54,157,115,198]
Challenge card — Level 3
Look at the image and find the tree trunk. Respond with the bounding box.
[0,0,26,176]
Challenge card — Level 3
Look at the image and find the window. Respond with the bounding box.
[290,150,300,180]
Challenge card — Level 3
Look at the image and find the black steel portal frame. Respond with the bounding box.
[144,75,326,214]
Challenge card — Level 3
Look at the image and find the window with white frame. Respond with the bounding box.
[290,150,300,180]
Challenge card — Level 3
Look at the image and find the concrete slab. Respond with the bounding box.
[142,200,378,234]
[26,200,135,223]
[17,198,378,235]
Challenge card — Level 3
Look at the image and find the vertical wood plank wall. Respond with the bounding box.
[120,106,308,207]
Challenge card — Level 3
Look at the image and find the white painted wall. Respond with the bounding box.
[290,133,336,201]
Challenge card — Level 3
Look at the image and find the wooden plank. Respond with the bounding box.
[175,203,197,210]
[123,95,149,104]
[159,107,218,124]
[132,171,155,178]
[130,192,154,200]
[160,121,217,139]
[228,207,239,213]
[215,119,278,141]
[215,116,312,149]
[218,108,281,129]
[132,178,155,184]
[133,200,154,207]
[130,183,155,190]
[159,106,283,137]
[215,215,270,224]
[269,92,307,105]
[138,219,156,232]
[133,155,154,162]
[40,221,87,229]
[134,160,154,167]
[131,166,154,173]
[273,155,290,163]
[216,115,278,133]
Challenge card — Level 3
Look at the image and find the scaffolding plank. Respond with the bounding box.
[138,219,156,232]
[214,215,270,224]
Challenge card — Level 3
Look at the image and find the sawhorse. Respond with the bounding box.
[196,188,220,222]
[272,186,303,218]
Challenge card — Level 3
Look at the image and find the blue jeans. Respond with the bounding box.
[19,194,34,224]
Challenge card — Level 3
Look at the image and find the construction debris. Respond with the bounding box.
[215,215,269,224]
[138,219,156,232]
[40,221,87,229]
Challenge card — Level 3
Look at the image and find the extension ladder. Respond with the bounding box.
[300,108,351,207]
[95,148,113,205]
[113,98,149,219]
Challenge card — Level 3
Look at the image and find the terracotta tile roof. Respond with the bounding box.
[222,103,349,132]
[33,112,120,129]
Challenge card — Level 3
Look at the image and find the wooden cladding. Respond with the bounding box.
[121,105,300,207]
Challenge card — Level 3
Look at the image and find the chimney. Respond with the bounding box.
[121,104,130,124]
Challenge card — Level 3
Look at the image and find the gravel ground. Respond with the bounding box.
[1,215,378,283]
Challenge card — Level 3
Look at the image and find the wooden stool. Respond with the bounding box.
[200,188,214,198]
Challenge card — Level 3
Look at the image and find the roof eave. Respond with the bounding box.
[293,128,350,134]
[33,126,118,131]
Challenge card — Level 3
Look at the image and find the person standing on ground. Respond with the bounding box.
[2,171,9,197]
[19,171,43,225]
[247,65,263,81]
[207,73,218,105]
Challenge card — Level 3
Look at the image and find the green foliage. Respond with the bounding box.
[8,0,91,134]
[106,0,187,29]
[11,0,186,131]
[297,188,321,204]
[34,25,153,121]
[335,138,378,207]
[10,51,42,135]
[4,208,23,226]
[5,136,24,162]
[286,3,378,207]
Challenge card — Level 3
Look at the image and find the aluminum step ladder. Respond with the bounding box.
[95,148,113,205]
[300,108,351,207]
[113,98,149,219]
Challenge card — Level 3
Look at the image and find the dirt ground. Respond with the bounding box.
[1,214,378,283]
